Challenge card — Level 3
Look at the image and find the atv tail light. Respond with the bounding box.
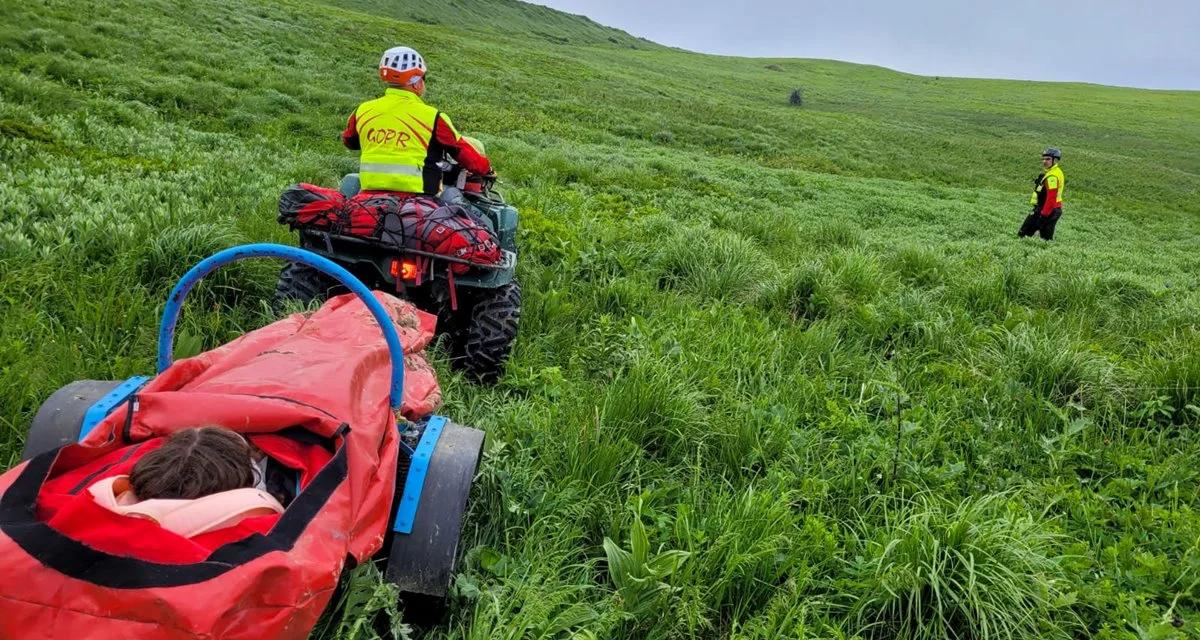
[390,259,419,281]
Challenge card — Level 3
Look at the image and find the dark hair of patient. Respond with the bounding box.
[130,427,255,500]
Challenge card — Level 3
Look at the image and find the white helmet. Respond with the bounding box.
[378,46,426,86]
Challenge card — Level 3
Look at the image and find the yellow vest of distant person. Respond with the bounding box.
[1030,163,1065,208]
[354,88,443,192]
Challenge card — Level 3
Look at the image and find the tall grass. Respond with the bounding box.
[1,0,1199,637]
[847,494,1078,640]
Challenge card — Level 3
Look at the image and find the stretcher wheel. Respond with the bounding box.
[23,380,122,461]
[383,420,485,622]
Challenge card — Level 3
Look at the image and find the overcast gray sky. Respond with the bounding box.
[530,0,1200,90]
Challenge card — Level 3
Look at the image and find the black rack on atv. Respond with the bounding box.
[296,227,517,293]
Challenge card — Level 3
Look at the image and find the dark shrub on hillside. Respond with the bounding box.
[789,88,804,107]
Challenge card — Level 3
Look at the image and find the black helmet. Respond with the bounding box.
[1042,147,1062,160]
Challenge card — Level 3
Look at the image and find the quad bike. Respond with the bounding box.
[274,161,520,384]
[0,245,483,636]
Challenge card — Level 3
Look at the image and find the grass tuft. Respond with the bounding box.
[848,494,1078,640]
[654,227,773,302]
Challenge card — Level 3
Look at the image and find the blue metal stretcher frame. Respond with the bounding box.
[79,376,150,442]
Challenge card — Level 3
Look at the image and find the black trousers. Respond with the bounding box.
[1018,207,1062,240]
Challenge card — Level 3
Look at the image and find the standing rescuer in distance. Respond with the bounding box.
[1018,148,1065,241]
[342,46,492,197]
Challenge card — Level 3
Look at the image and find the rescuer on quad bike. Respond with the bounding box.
[341,46,492,197]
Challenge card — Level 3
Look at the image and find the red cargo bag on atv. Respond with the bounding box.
[0,292,439,639]
[278,184,501,274]
[379,195,501,275]
[277,182,383,237]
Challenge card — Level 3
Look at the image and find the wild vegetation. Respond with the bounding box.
[2,0,1199,638]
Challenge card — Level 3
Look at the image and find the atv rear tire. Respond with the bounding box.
[459,281,520,384]
[272,262,340,314]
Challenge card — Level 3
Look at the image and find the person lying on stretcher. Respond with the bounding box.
[88,427,295,539]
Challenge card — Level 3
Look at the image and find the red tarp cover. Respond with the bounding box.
[0,292,440,639]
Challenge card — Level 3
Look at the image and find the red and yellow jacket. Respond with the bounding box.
[1030,163,1065,216]
[342,88,490,194]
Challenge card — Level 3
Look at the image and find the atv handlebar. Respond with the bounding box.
[156,243,407,412]
[438,156,503,202]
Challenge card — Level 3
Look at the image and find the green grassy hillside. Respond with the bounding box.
[2,0,1199,638]
[322,0,657,48]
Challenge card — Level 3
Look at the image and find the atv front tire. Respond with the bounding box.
[272,262,340,314]
[459,281,520,384]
